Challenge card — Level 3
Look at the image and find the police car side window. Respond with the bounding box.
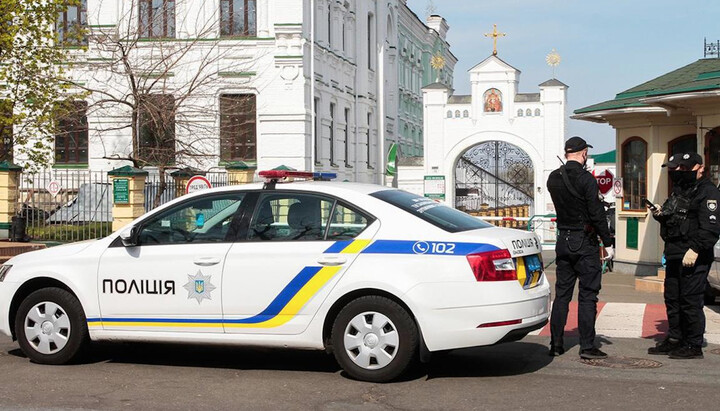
[137,193,246,245]
[248,193,334,241]
[327,202,369,240]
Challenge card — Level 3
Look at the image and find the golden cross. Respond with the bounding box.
[484,24,506,56]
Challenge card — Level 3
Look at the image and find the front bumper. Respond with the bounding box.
[404,279,551,352]
[0,282,19,338]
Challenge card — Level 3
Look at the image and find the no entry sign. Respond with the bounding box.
[186,175,212,194]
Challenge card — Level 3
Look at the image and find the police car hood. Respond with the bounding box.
[6,239,98,265]
[454,227,541,258]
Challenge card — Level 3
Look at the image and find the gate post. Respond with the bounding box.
[108,166,148,232]
[170,167,205,197]
[0,161,22,239]
[225,161,256,185]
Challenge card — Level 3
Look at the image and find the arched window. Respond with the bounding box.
[447,110,453,118]
[526,109,532,117]
[455,110,461,118]
[463,110,469,118]
[535,109,541,116]
[517,109,523,117]
[621,137,647,211]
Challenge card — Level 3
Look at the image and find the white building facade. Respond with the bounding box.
[10,0,453,184]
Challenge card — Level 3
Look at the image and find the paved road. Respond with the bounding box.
[1,334,720,410]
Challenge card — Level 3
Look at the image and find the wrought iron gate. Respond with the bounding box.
[17,170,113,242]
[455,141,534,225]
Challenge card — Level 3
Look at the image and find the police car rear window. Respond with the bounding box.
[370,190,493,233]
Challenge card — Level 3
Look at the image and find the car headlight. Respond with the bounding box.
[0,265,12,282]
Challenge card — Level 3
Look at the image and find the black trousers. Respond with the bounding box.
[664,255,712,347]
[550,231,603,350]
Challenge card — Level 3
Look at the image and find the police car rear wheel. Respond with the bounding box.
[331,296,418,382]
[15,288,89,365]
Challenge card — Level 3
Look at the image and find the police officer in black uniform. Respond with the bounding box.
[546,136,614,359]
[648,152,720,359]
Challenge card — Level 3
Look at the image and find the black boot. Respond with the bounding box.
[579,347,608,359]
[647,338,681,355]
[668,345,703,359]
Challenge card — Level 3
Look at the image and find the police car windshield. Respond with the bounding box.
[370,190,493,233]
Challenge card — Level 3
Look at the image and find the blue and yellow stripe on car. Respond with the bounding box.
[87,238,501,329]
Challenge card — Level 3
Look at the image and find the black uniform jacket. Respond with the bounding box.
[547,160,613,247]
[655,178,720,259]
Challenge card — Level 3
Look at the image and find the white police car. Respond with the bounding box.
[0,170,550,382]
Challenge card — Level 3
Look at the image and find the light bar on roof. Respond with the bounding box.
[258,170,337,182]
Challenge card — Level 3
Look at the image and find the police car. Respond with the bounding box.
[0,170,550,382]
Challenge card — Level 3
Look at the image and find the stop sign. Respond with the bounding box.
[596,169,614,194]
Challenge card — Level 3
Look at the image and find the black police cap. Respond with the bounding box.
[564,136,593,153]
[662,152,703,168]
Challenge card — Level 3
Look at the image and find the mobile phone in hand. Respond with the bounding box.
[643,198,657,211]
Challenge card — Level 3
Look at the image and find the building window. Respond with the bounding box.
[344,108,351,167]
[463,110,469,118]
[314,98,320,165]
[137,94,175,166]
[220,0,257,37]
[0,100,13,162]
[621,137,647,211]
[55,100,88,165]
[56,0,87,46]
[367,13,374,70]
[329,103,336,166]
[526,109,532,117]
[454,110,460,118]
[327,2,332,47]
[139,0,176,39]
[447,110,452,119]
[706,128,720,187]
[366,112,372,168]
[535,108,541,116]
[517,109,523,117]
[219,94,256,162]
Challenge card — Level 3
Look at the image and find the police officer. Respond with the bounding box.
[546,136,614,359]
[648,152,720,359]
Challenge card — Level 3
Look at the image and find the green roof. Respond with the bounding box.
[591,150,616,164]
[575,58,720,114]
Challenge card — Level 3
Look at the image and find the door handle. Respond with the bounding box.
[193,257,222,266]
[317,255,347,266]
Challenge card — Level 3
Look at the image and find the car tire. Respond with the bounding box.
[14,287,89,365]
[331,295,418,382]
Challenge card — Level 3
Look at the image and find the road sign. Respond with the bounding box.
[46,180,61,197]
[613,178,623,197]
[424,175,445,200]
[113,179,129,204]
[186,175,212,194]
[596,169,614,194]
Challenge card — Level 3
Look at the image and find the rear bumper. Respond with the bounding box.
[404,279,551,352]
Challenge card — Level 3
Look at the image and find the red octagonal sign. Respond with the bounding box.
[596,169,614,194]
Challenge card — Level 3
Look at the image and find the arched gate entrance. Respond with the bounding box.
[455,141,534,227]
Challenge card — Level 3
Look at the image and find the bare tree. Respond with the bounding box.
[66,0,265,207]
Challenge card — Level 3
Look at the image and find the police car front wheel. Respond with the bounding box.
[331,296,418,382]
[14,287,89,365]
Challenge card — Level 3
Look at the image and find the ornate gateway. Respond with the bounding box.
[455,141,534,224]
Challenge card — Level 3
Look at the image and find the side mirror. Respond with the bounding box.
[119,226,138,247]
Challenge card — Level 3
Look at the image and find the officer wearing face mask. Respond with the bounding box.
[648,152,720,359]
[546,136,614,360]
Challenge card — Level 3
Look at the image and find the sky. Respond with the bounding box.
[406,0,720,154]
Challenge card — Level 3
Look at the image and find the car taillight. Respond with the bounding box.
[466,249,517,282]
